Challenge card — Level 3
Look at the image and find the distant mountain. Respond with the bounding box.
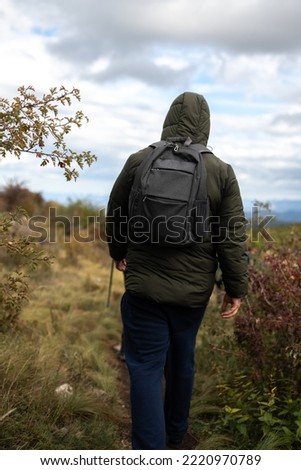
[244,200,301,223]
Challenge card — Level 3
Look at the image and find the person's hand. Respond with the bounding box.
[115,259,127,272]
[220,293,241,319]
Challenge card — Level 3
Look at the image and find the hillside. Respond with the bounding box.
[1,195,301,450]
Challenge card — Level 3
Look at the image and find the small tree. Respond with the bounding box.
[0,85,97,180]
[0,86,97,331]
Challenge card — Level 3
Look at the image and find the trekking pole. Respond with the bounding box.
[106,259,114,308]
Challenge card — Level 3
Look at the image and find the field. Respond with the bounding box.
[1,198,301,450]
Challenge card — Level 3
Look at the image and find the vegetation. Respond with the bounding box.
[0,223,127,449]
[191,223,301,450]
[0,85,96,181]
[1,187,300,449]
[0,184,126,449]
[0,86,97,333]
[1,87,301,449]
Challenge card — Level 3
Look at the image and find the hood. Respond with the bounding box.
[160,91,210,146]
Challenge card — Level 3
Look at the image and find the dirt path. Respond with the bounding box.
[108,343,132,449]
[109,343,199,451]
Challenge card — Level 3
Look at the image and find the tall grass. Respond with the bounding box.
[0,236,129,450]
[190,223,301,450]
[1,198,301,450]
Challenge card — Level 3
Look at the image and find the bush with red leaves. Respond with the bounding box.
[235,244,301,391]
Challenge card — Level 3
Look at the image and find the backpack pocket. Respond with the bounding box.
[145,167,194,201]
[142,196,190,244]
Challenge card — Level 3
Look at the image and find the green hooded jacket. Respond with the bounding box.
[106,92,248,307]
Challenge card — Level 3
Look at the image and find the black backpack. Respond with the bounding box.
[128,138,212,246]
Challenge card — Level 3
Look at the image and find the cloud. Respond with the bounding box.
[13,0,301,50]
[9,0,301,87]
[272,112,301,128]
[1,0,301,209]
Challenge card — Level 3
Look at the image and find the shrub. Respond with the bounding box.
[0,181,45,216]
[0,209,50,332]
[217,373,301,449]
[235,247,301,390]
[191,226,301,449]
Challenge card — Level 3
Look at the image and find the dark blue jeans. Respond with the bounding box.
[121,291,206,450]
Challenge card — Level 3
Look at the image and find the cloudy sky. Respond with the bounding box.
[1,0,301,211]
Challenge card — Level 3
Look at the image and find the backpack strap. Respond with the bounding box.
[193,144,209,206]
[149,140,167,149]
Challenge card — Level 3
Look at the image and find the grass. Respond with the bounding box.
[0,240,129,450]
[1,223,301,450]
[189,225,301,450]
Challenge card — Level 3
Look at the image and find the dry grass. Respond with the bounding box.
[3,224,299,450]
[0,239,130,450]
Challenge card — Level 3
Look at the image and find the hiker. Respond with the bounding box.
[106,91,248,450]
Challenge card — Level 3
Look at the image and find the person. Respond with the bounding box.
[105,91,248,450]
